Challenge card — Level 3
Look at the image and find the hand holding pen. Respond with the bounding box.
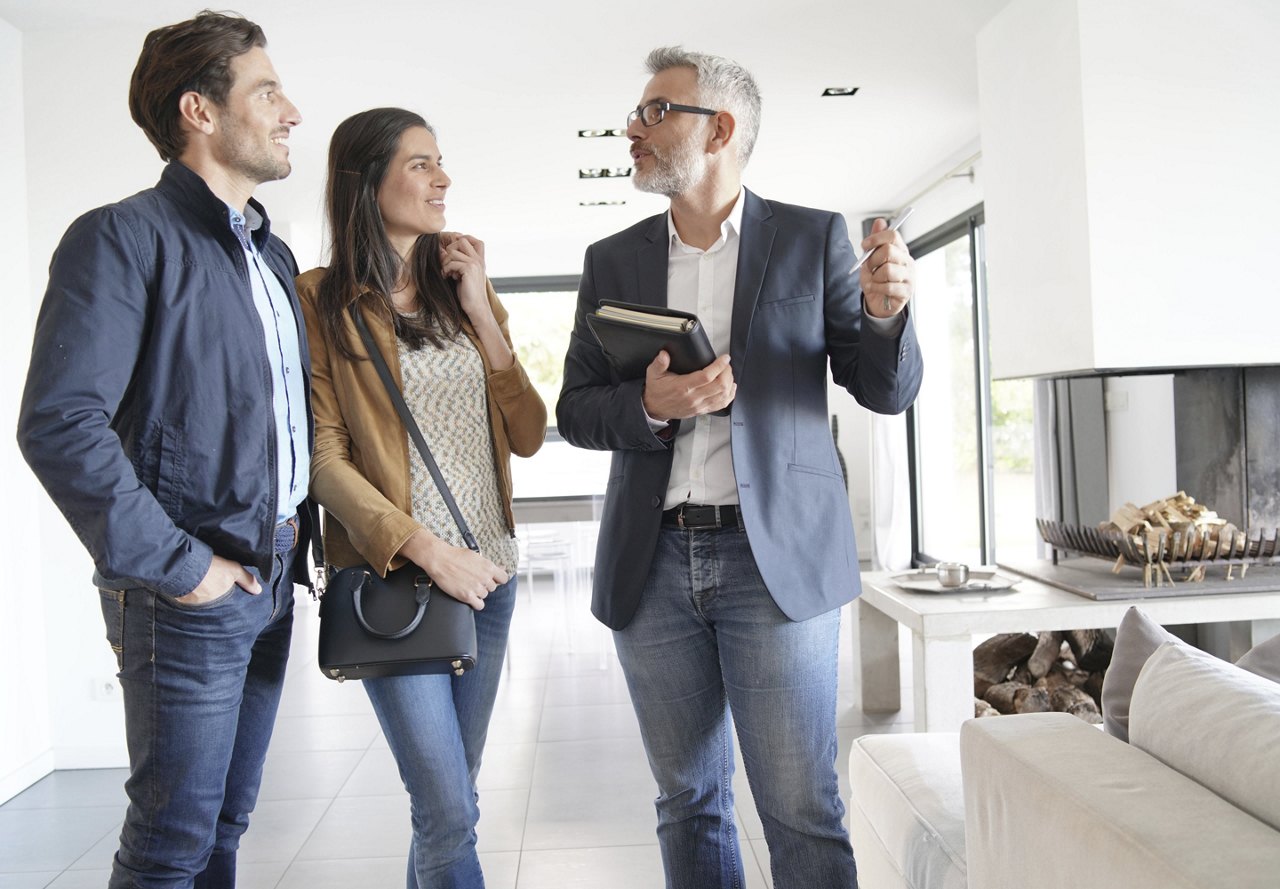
[852,206,915,318]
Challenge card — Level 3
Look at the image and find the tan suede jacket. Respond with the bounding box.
[297,268,547,575]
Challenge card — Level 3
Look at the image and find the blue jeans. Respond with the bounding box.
[363,577,517,889]
[613,527,856,889]
[99,549,296,889]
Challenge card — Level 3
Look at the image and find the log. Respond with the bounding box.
[984,681,1052,715]
[973,633,1038,697]
[1050,683,1103,723]
[975,697,1000,718]
[1065,629,1114,672]
[1027,631,1064,679]
[1083,671,1105,707]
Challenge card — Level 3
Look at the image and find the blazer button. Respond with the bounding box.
[650,496,661,508]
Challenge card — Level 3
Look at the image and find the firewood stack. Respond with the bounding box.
[972,630,1111,723]
[1100,492,1238,584]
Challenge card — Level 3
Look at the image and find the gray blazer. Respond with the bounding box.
[557,189,923,630]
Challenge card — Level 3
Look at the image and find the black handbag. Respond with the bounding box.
[316,305,479,682]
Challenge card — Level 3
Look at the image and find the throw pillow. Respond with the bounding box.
[1235,630,1280,683]
[1129,641,1280,833]
[1100,607,1183,741]
[1102,608,1280,743]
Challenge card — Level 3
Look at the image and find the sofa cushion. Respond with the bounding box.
[1130,641,1280,832]
[1235,629,1280,682]
[1101,606,1183,741]
[1101,607,1280,742]
[847,732,966,889]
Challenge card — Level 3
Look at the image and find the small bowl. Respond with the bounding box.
[936,562,970,588]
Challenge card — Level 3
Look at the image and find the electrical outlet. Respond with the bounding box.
[91,676,121,702]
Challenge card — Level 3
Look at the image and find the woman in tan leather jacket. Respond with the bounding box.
[297,107,545,888]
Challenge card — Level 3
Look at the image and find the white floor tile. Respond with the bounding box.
[516,845,665,889]
[0,875,61,889]
[276,856,405,889]
[0,807,120,873]
[295,796,408,861]
[257,749,363,801]
[536,703,639,742]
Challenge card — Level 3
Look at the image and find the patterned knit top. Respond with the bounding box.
[396,326,518,574]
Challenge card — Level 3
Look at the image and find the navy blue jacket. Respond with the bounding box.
[557,190,924,629]
[17,162,315,597]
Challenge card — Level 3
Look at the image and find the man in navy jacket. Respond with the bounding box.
[17,12,311,888]
[557,47,923,888]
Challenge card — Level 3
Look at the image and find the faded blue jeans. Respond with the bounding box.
[363,576,517,889]
[100,548,296,889]
[613,526,857,889]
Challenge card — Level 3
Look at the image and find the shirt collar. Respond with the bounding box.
[666,187,746,255]
[226,203,265,233]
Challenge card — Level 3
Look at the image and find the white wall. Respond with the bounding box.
[1104,375,1178,515]
[979,0,1280,379]
[0,15,56,803]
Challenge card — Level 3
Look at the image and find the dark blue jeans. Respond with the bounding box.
[99,549,296,889]
[613,527,857,889]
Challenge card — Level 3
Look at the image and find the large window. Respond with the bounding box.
[907,209,1035,565]
[495,278,611,503]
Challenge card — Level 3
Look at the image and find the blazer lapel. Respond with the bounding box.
[731,189,775,372]
[635,213,669,308]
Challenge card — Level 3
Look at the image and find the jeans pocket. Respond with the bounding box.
[158,583,240,612]
[98,589,126,671]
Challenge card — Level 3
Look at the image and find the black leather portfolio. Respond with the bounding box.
[585,300,717,379]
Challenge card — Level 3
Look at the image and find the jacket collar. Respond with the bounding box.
[634,187,775,371]
[156,161,275,247]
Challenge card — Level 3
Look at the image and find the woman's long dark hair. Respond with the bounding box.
[315,107,466,360]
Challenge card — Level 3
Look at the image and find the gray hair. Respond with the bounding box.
[645,46,762,166]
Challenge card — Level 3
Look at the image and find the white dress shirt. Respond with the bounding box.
[655,189,904,510]
[659,190,747,509]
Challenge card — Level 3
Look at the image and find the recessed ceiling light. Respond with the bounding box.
[578,128,627,138]
[821,87,859,97]
[579,167,633,179]
[580,200,628,207]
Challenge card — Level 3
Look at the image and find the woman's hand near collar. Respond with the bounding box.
[439,233,514,371]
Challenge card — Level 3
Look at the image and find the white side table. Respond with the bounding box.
[856,570,1280,732]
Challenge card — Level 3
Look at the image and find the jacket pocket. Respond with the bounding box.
[155,421,187,517]
[787,462,844,482]
[760,292,815,308]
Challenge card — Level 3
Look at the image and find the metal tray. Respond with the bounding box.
[889,568,1020,594]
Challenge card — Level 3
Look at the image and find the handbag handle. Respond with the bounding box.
[350,303,480,553]
[350,569,433,639]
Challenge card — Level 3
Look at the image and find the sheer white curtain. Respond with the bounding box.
[871,412,913,571]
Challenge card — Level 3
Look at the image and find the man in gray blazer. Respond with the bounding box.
[557,46,923,889]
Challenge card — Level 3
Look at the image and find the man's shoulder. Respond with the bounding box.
[590,211,665,254]
[751,193,841,228]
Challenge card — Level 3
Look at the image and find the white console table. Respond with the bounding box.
[856,569,1280,732]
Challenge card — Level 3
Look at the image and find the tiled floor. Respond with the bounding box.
[0,564,914,888]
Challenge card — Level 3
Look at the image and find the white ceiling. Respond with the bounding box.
[1,0,1012,276]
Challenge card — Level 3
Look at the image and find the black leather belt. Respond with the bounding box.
[662,503,742,530]
[273,516,300,554]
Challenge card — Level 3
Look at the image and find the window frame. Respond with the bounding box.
[903,204,997,566]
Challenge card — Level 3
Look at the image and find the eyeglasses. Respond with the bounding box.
[627,101,718,127]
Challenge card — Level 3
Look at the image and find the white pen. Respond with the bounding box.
[849,206,915,275]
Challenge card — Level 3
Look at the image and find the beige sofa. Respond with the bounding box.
[848,619,1280,889]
